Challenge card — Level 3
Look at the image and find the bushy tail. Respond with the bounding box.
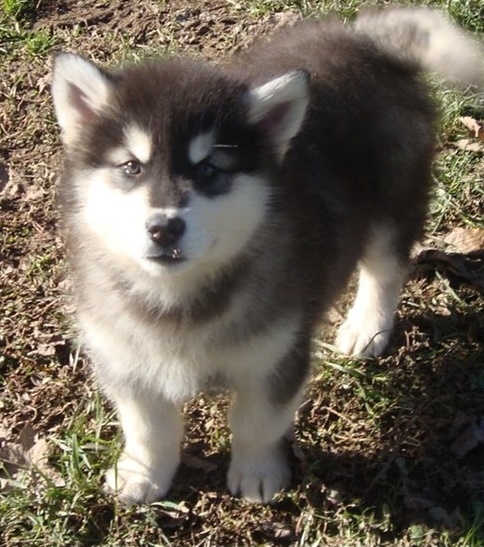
[354,7,484,88]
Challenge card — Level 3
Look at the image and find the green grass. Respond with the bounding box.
[1,0,35,20]
[445,0,484,34]
[0,0,58,56]
[1,388,117,546]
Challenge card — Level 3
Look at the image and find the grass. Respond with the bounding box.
[0,0,483,546]
[1,0,35,20]
[0,0,59,56]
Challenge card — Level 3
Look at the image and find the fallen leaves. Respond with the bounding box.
[181,453,217,474]
[459,116,484,140]
[443,226,484,254]
[397,412,484,528]
[0,164,8,193]
[454,139,484,152]
[0,422,65,493]
[413,226,484,291]
[455,116,484,152]
[449,413,484,459]
[398,456,461,528]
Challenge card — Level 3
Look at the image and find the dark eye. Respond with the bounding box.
[120,160,142,177]
[194,160,231,196]
[196,161,217,180]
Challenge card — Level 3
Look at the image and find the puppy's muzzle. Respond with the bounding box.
[145,214,186,248]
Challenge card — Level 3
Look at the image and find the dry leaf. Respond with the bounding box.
[450,421,484,458]
[413,247,484,291]
[444,227,484,254]
[428,507,460,527]
[454,138,484,152]
[18,423,36,452]
[261,521,293,540]
[33,343,57,357]
[448,411,473,438]
[29,437,65,487]
[0,424,65,490]
[37,74,51,94]
[23,183,45,202]
[27,437,50,467]
[0,423,10,441]
[0,442,28,492]
[181,453,217,473]
[0,164,9,193]
[403,495,433,511]
[459,116,484,140]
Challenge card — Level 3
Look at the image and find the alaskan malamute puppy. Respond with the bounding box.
[51,7,483,504]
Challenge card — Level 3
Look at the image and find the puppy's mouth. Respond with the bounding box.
[145,248,185,266]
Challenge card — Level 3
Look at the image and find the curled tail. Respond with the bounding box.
[354,7,484,88]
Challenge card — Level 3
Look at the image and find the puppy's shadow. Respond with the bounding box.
[297,249,484,533]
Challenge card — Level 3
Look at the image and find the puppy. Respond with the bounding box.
[51,7,484,504]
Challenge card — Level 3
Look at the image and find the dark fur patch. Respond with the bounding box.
[268,333,312,406]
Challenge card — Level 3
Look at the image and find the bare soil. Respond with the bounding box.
[1,1,484,545]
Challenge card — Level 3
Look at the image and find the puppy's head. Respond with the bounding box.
[52,53,309,278]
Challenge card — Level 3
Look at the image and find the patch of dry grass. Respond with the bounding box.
[1,1,484,546]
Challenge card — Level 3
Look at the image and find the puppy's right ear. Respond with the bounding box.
[52,52,113,146]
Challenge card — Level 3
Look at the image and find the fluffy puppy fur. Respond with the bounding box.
[51,7,484,504]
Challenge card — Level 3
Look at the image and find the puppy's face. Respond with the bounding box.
[75,123,270,278]
[52,54,308,278]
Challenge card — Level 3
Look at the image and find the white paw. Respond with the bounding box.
[104,453,178,505]
[335,317,392,357]
[227,446,291,503]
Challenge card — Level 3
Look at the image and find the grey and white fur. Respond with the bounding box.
[51,7,484,504]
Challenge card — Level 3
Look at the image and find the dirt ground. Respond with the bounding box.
[1,1,484,546]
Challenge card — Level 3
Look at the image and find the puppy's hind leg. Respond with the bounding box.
[335,225,408,357]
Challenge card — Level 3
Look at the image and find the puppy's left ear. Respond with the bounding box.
[247,70,309,158]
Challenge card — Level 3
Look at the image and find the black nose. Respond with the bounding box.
[145,215,186,247]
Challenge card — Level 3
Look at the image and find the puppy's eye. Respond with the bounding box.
[194,160,231,196]
[120,160,142,177]
[196,161,217,180]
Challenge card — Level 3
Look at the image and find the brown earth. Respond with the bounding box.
[1,1,484,546]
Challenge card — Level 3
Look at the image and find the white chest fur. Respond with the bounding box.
[80,300,300,404]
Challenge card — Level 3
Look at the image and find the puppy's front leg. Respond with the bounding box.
[105,390,183,505]
[228,384,305,503]
[227,341,309,503]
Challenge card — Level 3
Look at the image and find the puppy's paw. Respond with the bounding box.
[335,317,391,357]
[104,453,177,505]
[227,446,291,503]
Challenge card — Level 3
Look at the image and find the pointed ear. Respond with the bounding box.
[247,70,309,158]
[51,52,114,146]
